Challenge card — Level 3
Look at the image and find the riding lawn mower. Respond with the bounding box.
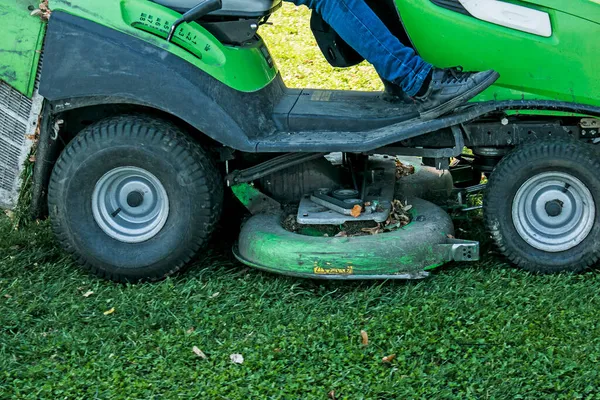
[1,0,599,282]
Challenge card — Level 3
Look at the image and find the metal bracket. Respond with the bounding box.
[230,183,280,215]
[374,124,465,160]
[309,192,367,217]
[453,183,486,212]
[448,239,480,262]
[437,238,480,262]
[581,117,599,138]
[296,157,395,225]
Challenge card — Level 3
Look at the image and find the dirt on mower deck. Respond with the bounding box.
[395,159,415,178]
[283,159,415,237]
[32,1,51,21]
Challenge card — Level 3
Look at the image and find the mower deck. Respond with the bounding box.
[234,198,479,279]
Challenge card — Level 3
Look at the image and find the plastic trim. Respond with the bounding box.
[458,0,552,37]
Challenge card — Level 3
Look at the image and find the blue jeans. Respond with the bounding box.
[290,0,432,96]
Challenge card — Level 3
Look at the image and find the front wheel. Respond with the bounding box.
[484,139,600,274]
[48,116,223,282]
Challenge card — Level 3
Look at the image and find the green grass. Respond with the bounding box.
[261,3,383,91]
[2,5,600,399]
[3,218,600,399]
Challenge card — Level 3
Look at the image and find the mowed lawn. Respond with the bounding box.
[2,4,600,399]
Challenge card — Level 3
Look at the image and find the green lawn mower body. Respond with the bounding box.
[4,0,600,106]
[1,0,600,281]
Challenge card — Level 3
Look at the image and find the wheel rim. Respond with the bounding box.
[92,166,169,243]
[512,172,595,252]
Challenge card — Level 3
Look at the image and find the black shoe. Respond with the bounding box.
[380,78,413,104]
[415,67,500,120]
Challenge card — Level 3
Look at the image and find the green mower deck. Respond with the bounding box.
[234,198,479,279]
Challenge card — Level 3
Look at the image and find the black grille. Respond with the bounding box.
[430,0,470,16]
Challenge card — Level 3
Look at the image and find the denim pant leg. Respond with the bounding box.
[288,0,432,96]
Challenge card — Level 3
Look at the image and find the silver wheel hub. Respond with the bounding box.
[512,172,595,252]
[92,166,169,243]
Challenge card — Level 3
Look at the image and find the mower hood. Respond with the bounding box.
[520,0,600,23]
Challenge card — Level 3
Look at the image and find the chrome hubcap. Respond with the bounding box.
[512,172,595,252]
[92,166,169,243]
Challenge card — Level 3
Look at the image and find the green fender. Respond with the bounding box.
[396,0,600,108]
[48,0,277,92]
[0,1,46,97]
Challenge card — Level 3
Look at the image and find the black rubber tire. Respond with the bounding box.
[484,139,600,274]
[48,115,223,282]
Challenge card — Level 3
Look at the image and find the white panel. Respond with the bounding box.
[459,0,552,37]
[0,82,42,210]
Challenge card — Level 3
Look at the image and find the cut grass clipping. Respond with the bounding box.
[3,3,600,399]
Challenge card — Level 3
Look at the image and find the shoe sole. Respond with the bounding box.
[419,71,500,121]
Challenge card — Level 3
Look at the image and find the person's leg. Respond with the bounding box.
[291,0,432,96]
[288,0,499,119]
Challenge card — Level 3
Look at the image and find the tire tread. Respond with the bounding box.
[484,138,600,274]
[48,115,223,282]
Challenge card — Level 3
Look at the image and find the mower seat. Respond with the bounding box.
[153,0,282,18]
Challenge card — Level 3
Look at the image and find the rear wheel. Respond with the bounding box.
[48,115,223,282]
[484,139,600,274]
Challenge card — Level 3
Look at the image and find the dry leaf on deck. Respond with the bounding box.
[192,346,207,359]
[361,226,381,235]
[350,204,362,218]
[32,0,52,21]
[360,330,369,346]
[395,160,416,178]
